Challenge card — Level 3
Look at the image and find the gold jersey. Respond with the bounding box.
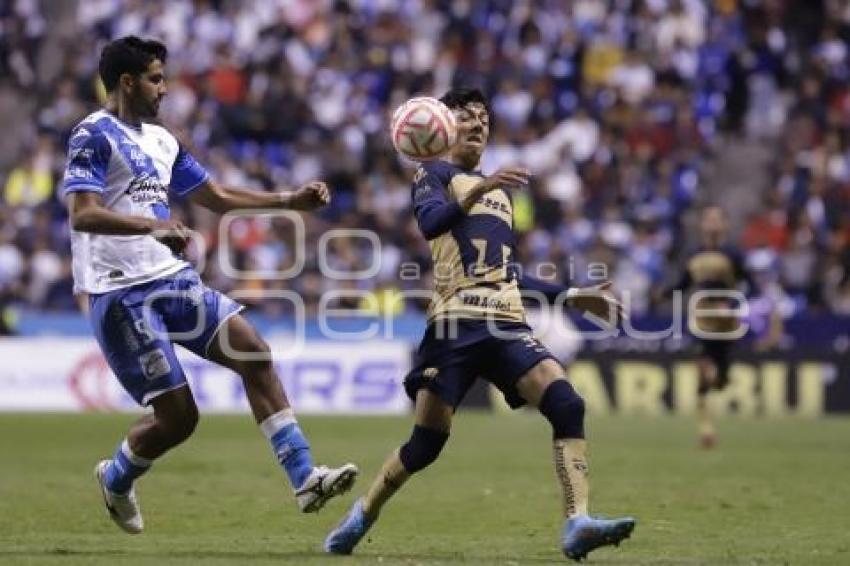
[412,160,526,323]
[675,246,748,335]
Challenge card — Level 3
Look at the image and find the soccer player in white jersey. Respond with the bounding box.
[63,36,357,534]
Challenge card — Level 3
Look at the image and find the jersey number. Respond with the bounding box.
[471,238,511,278]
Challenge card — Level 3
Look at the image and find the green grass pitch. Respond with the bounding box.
[1,412,849,565]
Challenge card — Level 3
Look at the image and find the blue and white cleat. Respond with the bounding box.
[324,498,374,555]
[561,514,635,561]
[94,460,144,534]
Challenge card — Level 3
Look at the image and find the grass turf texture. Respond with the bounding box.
[1,413,848,565]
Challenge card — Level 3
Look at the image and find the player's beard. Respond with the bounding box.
[133,92,161,119]
[146,97,162,118]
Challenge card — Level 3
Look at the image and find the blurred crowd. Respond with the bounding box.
[1,0,850,328]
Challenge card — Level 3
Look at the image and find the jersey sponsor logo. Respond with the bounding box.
[129,148,149,167]
[127,173,168,205]
[66,166,94,180]
[139,348,171,381]
[477,195,510,215]
[460,291,511,312]
[412,167,427,185]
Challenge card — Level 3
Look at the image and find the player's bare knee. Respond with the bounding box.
[517,359,566,407]
[399,425,449,473]
[538,379,585,440]
[157,406,199,445]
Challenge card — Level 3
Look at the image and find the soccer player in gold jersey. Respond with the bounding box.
[325,89,635,561]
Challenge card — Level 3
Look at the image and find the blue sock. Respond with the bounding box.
[260,409,314,489]
[104,439,152,494]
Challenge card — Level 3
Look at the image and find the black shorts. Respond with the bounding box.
[403,319,557,410]
[698,338,732,391]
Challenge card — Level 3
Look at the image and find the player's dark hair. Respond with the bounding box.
[99,36,167,93]
[439,87,491,120]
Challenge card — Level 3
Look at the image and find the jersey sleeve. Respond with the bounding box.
[411,163,465,240]
[170,145,210,197]
[62,126,111,194]
[516,273,571,304]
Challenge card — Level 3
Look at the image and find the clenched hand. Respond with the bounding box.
[288,181,332,211]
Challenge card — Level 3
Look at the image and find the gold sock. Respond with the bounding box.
[362,449,410,519]
[553,439,589,518]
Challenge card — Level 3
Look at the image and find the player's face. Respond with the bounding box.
[451,102,490,162]
[129,59,167,118]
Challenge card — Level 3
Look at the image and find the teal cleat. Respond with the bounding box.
[324,498,374,555]
[561,514,636,561]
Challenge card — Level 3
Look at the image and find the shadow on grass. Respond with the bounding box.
[0,547,572,564]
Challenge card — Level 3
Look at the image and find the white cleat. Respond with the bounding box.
[295,463,359,513]
[94,460,144,534]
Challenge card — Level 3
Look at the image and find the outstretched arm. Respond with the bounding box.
[169,143,330,214]
[517,272,572,304]
[188,178,330,214]
[518,273,626,323]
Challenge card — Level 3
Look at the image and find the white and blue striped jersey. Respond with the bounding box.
[62,110,209,294]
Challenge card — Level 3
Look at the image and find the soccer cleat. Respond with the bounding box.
[94,460,144,534]
[561,514,635,561]
[324,497,373,555]
[295,463,359,513]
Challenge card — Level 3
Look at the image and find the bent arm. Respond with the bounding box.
[188,178,328,214]
[414,196,466,239]
[412,168,466,239]
[68,191,157,235]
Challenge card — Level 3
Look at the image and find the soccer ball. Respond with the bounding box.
[390,97,457,161]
